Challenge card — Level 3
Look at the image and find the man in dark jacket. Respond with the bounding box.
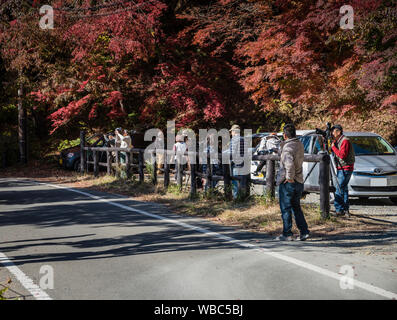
[331,124,355,216]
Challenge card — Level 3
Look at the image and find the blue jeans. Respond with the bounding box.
[119,152,127,178]
[279,182,309,237]
[231,166,249,199]
[231,167,239,199]
[334,170,353,213]
[120,152,127,164]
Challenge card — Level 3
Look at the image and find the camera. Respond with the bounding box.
[315,128,327,137]
[257,148,278,156]
[316,122,333,139]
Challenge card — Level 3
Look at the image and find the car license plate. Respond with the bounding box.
[370,178,387,187]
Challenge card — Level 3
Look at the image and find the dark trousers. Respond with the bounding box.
[202,164,218,191]
[279,182,309,236]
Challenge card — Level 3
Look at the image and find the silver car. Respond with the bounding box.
[297,130,397,204]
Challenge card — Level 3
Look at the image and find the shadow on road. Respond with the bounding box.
[1,179,396,267]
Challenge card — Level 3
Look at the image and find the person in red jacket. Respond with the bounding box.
[331,124,355,216]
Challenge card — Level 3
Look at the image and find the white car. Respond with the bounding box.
[297,130,397,204]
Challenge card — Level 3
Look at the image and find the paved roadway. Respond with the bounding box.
[1,178,397,300]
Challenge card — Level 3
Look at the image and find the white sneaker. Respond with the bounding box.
[296,233,310,241]
[275,235,293,241]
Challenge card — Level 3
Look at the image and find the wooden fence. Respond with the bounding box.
[80,131,333,218]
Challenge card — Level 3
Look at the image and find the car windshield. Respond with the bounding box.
[349,136,396,155]
[299,136,312,153]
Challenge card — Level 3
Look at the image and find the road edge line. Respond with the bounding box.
[0,252,52,300]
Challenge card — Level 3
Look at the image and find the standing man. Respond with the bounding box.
[331,124,355,216]
[276,124,310,241]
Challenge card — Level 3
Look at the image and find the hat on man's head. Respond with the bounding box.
[176,135,184,142]
[229,124,240,132]
[331,124,343,132]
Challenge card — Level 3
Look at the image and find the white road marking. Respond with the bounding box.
[0,252,52,300]
[4,179,397,300]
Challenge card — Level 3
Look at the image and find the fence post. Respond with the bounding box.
[190,163,197,199]
[115,150,119,177]
[240,174,250,199]
[151,150,157,185]
[206,154,213,191]
[106,151,111,175]
[223,163,232,201]
[138,151,144,183]
[319,153,330,219]
[164,155,170,188]
[265,159,276,198]
[93,150,99,177]
[80,131,85,175]
[125,150,131,179]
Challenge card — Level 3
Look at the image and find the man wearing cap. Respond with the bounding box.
[331,124,355,216]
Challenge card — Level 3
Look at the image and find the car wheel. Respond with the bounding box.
[73,159,81,172]
[390,197,397,204]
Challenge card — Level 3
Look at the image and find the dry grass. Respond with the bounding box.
[1,160,394,238]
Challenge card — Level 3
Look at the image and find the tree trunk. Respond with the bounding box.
[18,82,27,164]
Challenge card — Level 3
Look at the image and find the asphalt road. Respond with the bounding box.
[1,178,397,300]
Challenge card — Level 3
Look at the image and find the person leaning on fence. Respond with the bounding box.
[103,132,115,148]
[229,124,249,199]
[114,128,122,148]
[253,133,280,176]
[116,129,132,164]
[275,124,310,241]
[108,128,121,162]
[173,135,187,182]
[330,124,355,217]
[202,132,219,191]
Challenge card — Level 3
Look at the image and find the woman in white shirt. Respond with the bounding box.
[116,129,132,163]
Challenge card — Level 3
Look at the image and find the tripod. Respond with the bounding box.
[301,130,341,194]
